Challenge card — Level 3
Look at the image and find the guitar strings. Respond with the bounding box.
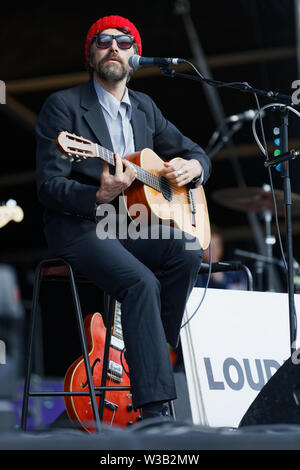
[97,144,195,197]
[76,143,191,196]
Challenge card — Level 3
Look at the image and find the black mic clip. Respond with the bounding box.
[264,149,300,168]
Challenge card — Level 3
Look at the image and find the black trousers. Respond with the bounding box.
[46,219,202,409]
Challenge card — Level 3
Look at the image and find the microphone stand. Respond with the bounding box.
[234,248,285,269]
[160,67,294,105]
[280,112,296,350]
[159,65,298,354]
[264,108,298,353]
[206,121,243,159]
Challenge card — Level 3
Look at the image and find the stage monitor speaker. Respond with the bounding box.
[239,355,300,427]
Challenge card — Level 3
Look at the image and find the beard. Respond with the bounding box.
[94,52,130,83]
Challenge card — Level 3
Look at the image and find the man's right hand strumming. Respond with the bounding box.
[95,153,137,204]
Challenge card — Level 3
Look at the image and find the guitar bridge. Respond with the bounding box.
[104,399,118,411]
[188,189,196,227]
[107,360,123,383]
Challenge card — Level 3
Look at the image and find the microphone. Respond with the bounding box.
[199,261,245,274]
[225,109,258,122]
[129,54,184,70]
[264,149,300,168]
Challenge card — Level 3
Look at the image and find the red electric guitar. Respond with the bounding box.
[0,201,24,229]
[55,131,211,249]
[63,302,142,432]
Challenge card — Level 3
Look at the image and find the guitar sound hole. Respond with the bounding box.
[159,176,173,201]
[80,358,101,388]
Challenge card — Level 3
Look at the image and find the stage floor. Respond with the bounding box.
[1,421,300,450]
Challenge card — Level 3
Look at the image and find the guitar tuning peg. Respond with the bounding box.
[69,157,74,162]
[61,154,68,160]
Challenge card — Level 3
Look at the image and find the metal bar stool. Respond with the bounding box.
[20,257,132,433]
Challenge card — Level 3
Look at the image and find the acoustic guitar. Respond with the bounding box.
[55,131,211,249]
[0,201,24,229]
[64,302,142,432]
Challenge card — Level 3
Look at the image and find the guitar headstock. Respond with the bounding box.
[0,200,24,229]
[55,131,98,162]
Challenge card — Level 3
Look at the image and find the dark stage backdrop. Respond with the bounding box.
[0,0,299,377]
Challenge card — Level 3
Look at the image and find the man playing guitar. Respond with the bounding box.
[35,15,211,422]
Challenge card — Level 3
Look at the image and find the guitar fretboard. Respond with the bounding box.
[113,301,123,341]
[97,144,161,192]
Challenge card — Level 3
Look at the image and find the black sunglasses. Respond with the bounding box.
[94,33,134,50]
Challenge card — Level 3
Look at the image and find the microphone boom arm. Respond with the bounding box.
[160,64,295,106]
[159,59,298,353]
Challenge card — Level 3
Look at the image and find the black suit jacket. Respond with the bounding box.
[35,79,211,251]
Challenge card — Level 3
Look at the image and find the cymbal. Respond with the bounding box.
[212,186,300,217]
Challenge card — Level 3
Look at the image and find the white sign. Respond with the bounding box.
[0,339,5,364]
[0,81,5,104]
[180,288,299,428]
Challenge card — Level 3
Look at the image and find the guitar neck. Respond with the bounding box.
[96,144,160,192]
[112,301,123,341]
[0,204,24,229]
[110,301,125,352]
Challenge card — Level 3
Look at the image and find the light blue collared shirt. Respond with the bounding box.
[93,79,204,187]
[93,79,135,157]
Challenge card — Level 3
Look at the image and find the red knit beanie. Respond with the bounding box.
[85,15,142,62]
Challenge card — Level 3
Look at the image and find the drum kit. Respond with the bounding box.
[212,185,300,218]
[212,184,300,292]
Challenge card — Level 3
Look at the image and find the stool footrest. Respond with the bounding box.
[28,387,132,396]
